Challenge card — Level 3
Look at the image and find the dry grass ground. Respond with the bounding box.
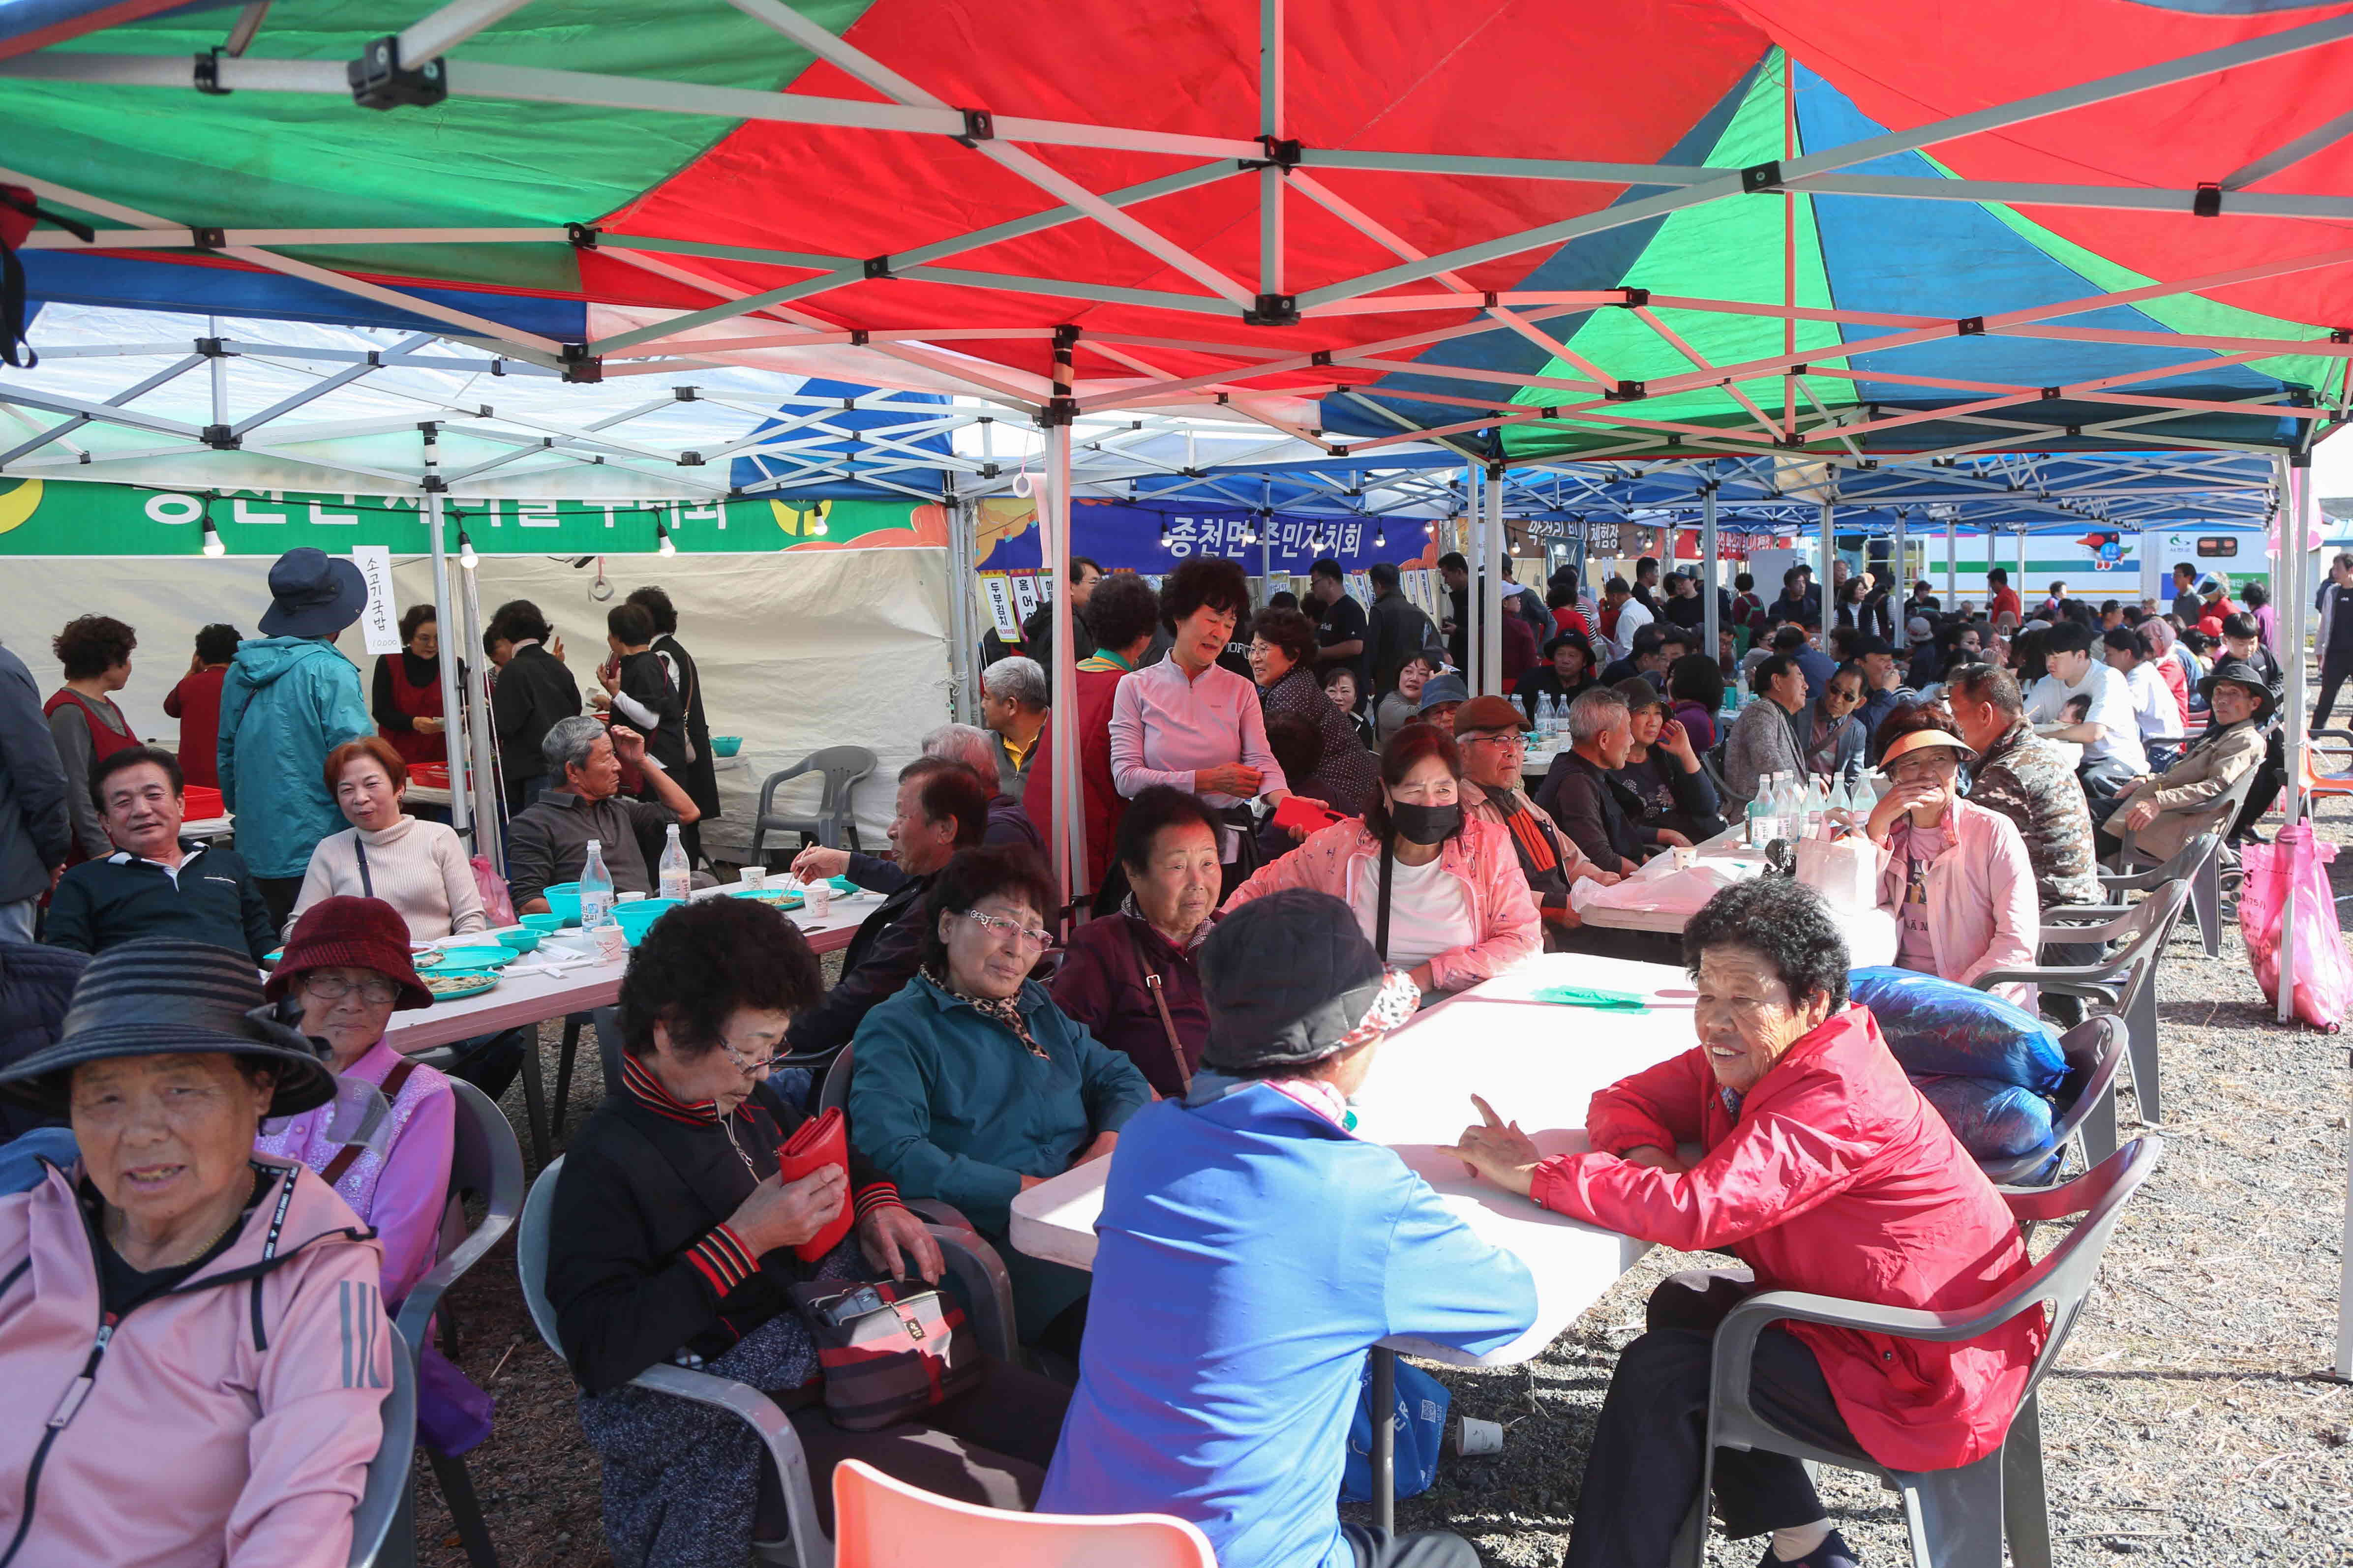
[410,829,2353,1567]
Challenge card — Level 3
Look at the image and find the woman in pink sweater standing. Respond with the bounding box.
[287,735,486,941]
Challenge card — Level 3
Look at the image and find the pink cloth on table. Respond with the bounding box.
[254,1036,454,1305]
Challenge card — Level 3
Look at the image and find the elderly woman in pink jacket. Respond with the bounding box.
[0,940,392,1568]
[1864,706,2041,1009]
[1225,723,1540,1000]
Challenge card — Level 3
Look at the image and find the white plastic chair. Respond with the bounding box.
[831,1458,1215,1568]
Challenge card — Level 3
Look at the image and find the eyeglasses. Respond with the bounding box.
[301,974,402,1004]
[960,908,1056,950]
[718,1039,780,1079]
[1457,731,1526,752]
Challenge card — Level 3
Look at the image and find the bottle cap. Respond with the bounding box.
[587,839,602,850]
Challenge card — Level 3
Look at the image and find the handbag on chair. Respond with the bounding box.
[789,1277,984,1430]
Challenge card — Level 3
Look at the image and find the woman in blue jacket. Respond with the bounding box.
[1040,889,1538,1568]
[847,844,1152,1354]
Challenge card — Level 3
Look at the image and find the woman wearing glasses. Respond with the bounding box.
[551,894,1070,1568]
[254,896,454,1307]
[849,845,1153,1357]
[1862,706,2039,1008]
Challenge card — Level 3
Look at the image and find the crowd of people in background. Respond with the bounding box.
[0,534,2307,1568]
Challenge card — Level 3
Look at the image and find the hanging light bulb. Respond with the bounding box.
[199,494,226,557]
[656,517,677,557]
[457,529,479,571]
[1158,518,1172,549]
[1374,524,1387,548]
[809,504,828,537]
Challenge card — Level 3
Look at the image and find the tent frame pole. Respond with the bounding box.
[944,481,979,727]
[421,444,472,848]
[2277,452,2311,1026]
[1701,465,1719,659]
[1482,465,1505,697]
[454,539,501,871]
[1045,331,1084,910]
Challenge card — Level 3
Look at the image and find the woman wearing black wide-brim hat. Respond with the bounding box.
[0,938,395,1567]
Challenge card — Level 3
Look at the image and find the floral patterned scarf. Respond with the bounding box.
[925,965,1043,1056]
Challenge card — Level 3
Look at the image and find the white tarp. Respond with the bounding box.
[0,546,951,848]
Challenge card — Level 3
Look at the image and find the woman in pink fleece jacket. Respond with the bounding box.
[0,939,392,1568]
[1864,707,2041,1010]
[1225,724,1539,999]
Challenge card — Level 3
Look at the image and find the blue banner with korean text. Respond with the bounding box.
[973,498,1441,573]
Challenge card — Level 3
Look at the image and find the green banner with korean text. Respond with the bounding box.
[0,479,944,557]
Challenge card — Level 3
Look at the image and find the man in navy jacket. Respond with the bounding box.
[1040,889,1537,1568]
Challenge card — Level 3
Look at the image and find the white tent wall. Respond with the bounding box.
[0,548,952,851]
[391,550,953,854]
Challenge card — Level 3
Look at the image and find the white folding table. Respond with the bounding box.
[1008,951,1702,1529]
[383,881,891,1160]
[1570,824,1901,964]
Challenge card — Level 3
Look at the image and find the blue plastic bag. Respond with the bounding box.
[1850,967,2067,1093]
[1341,1356,1449,1503]
[1911,1073,2057,1161]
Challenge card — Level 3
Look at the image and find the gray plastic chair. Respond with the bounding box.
[392,1079,524,1568]
[1974,1014,2126,1187]
[349,1321,418,1568]
[752,747,878,861]
[816,1041,856,1117]
[2108,806,2236,956]
[1975,876,2191,1127]
[515,1159,1021,1568]
[1682,1137,2164,1568]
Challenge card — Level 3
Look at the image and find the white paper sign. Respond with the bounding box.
[351,545,400,655]
[978,573,1022,638]
[1009,571,1041,621]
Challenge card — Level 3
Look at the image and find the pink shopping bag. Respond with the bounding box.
[2237,824,2350,1032]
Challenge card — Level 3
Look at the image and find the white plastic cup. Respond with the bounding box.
[1452,1417,1503,1456]
[591,925,628,963]
[616,890,646,904]
[739,866,766,890]
[808,880,833,918]
[1671,845,1696,873]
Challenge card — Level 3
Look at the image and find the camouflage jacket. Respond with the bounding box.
[1965,723,2101,909]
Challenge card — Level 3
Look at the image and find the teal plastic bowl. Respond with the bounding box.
[519,913,568,935]
[541,883,583,926]
[612,897,683,947]
[496,929,542,953]
[710,735,743,758]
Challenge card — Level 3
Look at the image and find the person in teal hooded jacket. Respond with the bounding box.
[846,844,1151,1355]
[218,549,374,927]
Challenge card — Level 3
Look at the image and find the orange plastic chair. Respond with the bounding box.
[831,1458,1218,1568]
[2301,734,2353,814]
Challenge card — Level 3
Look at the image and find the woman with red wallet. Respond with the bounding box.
[547,895,1069,1568]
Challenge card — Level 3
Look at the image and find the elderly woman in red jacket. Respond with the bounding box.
[1445,876,2042,1568]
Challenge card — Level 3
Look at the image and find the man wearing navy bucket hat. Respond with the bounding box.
[1040,888,1538,1568]
[219,548,375,927]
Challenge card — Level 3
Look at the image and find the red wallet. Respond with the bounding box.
[776,1107,855,1262]
[1271,795,1348,837]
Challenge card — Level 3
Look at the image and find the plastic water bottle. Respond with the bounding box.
[1746,787,1769,848]
[1774,772,1800,844]
[1546,694,1565,738]
[659,823,692,903]
[1802,775,1828,838]
[580,840,615,929]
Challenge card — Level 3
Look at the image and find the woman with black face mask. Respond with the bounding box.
[1223,723,1541,1003]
